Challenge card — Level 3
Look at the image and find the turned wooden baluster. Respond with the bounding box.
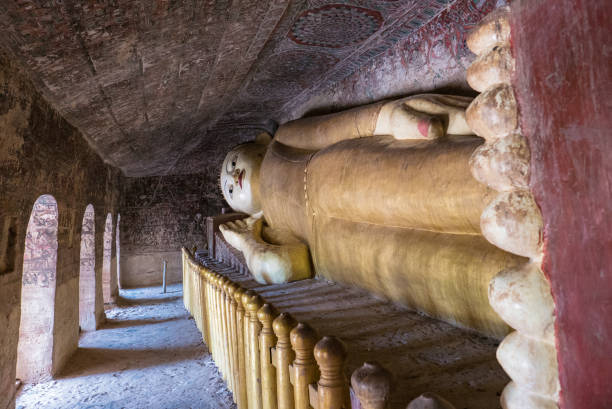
[314,336,348,409]
[273,312,297,409]
[242,290,253,406]
[193,266,200,330]
[213,273,223,368]
[244,291,264,409]
[290,323,319,409]
[202,269,209,341]
[405,393,455,409]
[217,275,230,389]
[208,273,218,364]
[258,304,279,409]
[226,278,236,390]
[203,269,213,351]
[220,277,232,390]
[221,276,232,384]
[227,282,239,403]
[194,267,202,333]
[221,276,233,382]
[201,268,210,343]
[184,256,191,313]
[351,362,393,409]
[189,260,195,314]
[233,286,248,409]
[205,270,215,356]
[200,267,209,344]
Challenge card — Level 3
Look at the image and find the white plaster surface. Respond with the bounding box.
[16,284,235,409]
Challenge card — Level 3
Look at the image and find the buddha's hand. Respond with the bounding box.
[375,94,474,140]
[219,216,312,284]
[219,216,262,251]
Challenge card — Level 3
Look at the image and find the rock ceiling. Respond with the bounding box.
[0,0,489,176]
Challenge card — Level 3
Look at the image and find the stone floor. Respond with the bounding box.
[16,284,236,409]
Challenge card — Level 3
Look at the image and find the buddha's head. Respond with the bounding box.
[220,138,269,215]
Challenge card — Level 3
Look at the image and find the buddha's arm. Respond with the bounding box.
[219,217,312,284]
[274,95,474,151]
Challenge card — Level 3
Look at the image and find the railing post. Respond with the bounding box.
[204,269,214,353]
[182,249,188,310]
[219,276,230,383]
[223,278,236,393]
[242,291,252,407]
[194,265,202,333]
[198,267,208,344]
[290,323,319,409]
[351,362,393,409]
[212,273,223,368]
[273,313,297,409]
[234,286,248,409]
[405,393,455,409]
[244,291,264,409]
[227,282,239,403]
[314,336,348,409]
[258,304,279,409]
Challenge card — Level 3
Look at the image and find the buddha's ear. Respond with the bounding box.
[255,132,272,146]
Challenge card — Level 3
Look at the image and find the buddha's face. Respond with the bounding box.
[220,143,266,215]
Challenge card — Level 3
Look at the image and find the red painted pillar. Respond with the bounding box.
[511,0,612,407]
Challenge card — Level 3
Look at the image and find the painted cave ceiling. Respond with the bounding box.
[0,0,498,176]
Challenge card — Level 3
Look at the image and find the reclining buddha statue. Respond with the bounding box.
[219,94,525,338]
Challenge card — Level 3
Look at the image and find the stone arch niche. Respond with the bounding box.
[79,205,96,331]
[16,194,58,382]
[102,213,117,303]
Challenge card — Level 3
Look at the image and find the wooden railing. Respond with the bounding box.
[183,247,454,409]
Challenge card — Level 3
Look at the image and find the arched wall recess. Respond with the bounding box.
[16,194,58,382]
[79,205,96,331]
[102,213,117,304]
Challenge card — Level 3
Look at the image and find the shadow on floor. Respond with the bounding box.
[58,345,204,379]
[101,316,181,329]
[116,295,182,307]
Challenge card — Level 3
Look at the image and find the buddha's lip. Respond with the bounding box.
[238,169,245,189]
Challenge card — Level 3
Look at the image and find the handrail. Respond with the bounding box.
[182,248,459,409]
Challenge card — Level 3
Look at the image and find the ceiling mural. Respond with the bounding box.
[0,0,501,176]
[288,5,383,48]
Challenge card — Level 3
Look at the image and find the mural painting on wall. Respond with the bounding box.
[79,207,95,278]
[121,173,224,254]
[236,0,505,122]
[22,195,58,288]
[289,0,507,116]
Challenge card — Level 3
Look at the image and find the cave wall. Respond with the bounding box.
[0,51,121,408]
[511,0,612,407]
[119,172,224,287]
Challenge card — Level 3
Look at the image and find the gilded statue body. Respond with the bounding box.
[219,94,524,337]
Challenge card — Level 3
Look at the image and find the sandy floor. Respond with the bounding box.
[16,284,236,409]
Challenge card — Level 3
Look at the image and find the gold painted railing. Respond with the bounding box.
[183,247,454,409]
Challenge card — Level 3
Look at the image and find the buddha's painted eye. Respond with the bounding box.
[226,155,238,173]
[228,185,233,197]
